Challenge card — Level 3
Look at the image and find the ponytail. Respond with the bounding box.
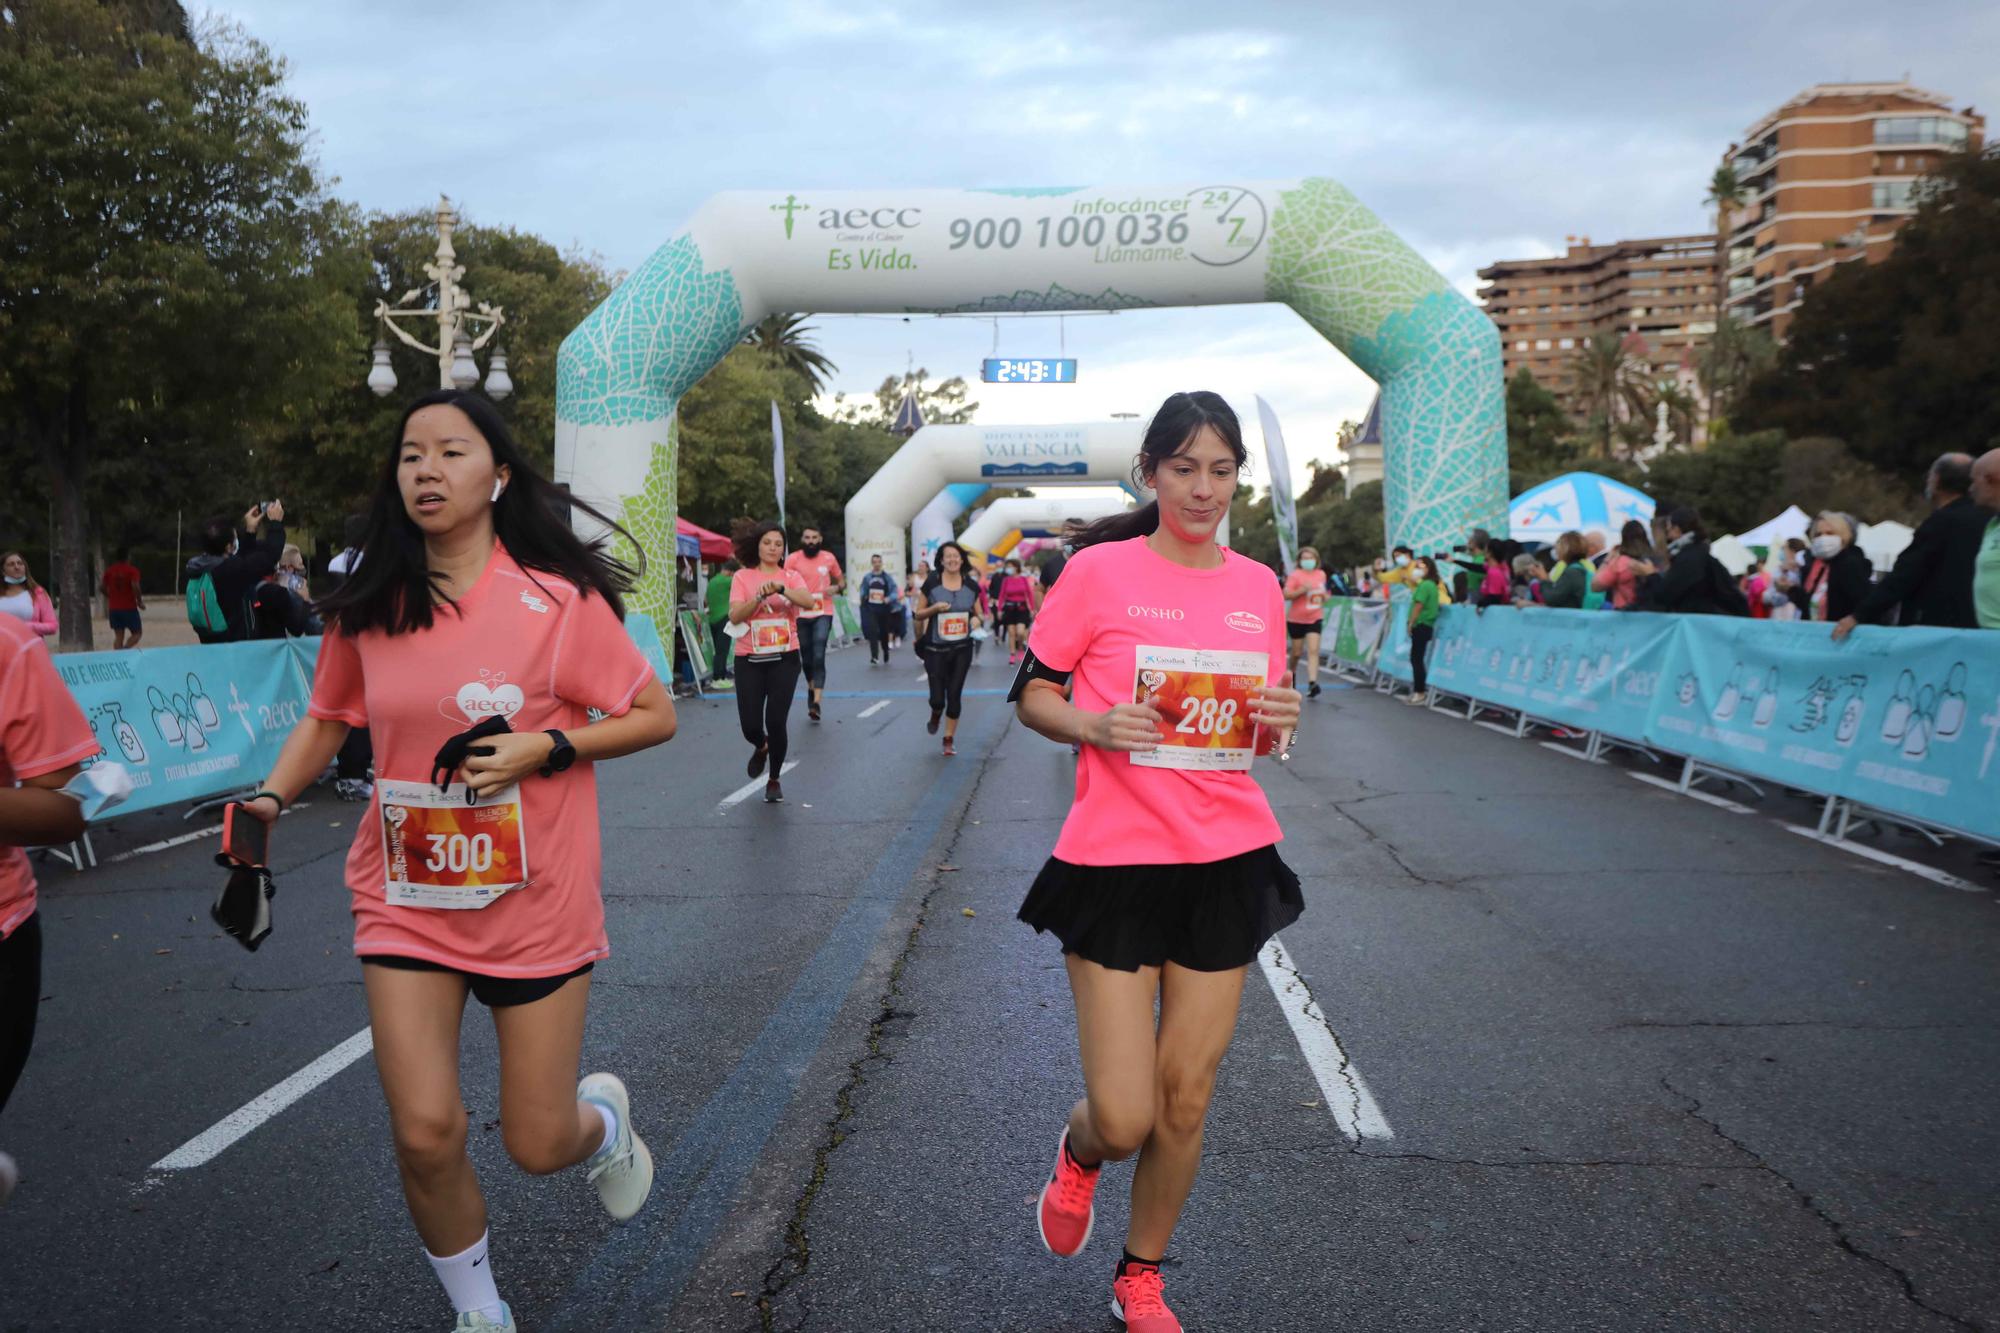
[1066,500,1159,551]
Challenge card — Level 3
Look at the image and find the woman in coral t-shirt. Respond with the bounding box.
[1281,546,1330,699]
[727,522,816,804]
[243,390,678,1333]
[1010,391,1303,1333]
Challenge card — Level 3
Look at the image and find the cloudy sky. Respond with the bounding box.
[210,0,1998,492]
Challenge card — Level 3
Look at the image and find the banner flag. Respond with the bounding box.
[1255,396,1297,574]
[771,399,787,528]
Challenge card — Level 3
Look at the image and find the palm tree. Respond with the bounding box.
[1695,315,1777,438]
[1575,334,1651,456]
[1704,164,1749,324]
[743,313,837,393]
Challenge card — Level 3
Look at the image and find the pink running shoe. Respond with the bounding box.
[1111,1263,1181,1332]
[1036,1129,1100,1258]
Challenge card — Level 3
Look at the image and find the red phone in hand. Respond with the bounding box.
[221,802,269,867]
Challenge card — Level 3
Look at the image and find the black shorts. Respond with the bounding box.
[360,955,594,1007]
[999,605,1032,627]
[108,609,142,632]
[1286,620,1322,640]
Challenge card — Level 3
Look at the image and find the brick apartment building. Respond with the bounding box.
[1723,82,1985,336]
[1476,234,1718,421]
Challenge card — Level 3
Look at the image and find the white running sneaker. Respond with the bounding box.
[0,1151,17,1206]
[452,1304,515,1331]
[578,1072,653,1222]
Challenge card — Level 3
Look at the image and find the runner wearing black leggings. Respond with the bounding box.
[729,523,817,803]
[916,541,983,758]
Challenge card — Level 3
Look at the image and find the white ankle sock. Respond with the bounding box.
[592,1100,618,1156]
[426,1229,504,1321]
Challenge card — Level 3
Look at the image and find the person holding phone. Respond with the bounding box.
[0,612,101,1205]
[915,541,983,757]
[1010,391,1302,1333]
[729,523,816,803]
[239,390,677,1333]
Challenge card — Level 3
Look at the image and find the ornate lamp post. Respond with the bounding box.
[366,195,512,400]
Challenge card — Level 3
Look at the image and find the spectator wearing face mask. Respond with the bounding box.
[1377,545,1418,590]
[1792,512,1872,623]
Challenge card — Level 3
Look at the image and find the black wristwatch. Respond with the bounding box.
[539,729,577,777]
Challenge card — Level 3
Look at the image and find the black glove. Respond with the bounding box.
[212,862,276,951]
[430,715,513,795]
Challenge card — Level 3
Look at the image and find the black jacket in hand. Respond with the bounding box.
[1850,495,1990,629]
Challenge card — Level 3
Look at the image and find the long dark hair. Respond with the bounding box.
[317,390,640,636]
[1066,391,1248,550]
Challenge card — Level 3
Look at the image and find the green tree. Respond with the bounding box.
[1504,368,1582,492]
[285,209,619,534]
[1704,164,1749,318]
[831,368,978,427]
[1695,315,1775,439]
[1736,148,2000,476]
[0,4,359,647]
[1574,334,1652,457]
[1302,480,1385,576]
[742,314,836,394]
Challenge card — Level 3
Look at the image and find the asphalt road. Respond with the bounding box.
[3,640,1997,1332]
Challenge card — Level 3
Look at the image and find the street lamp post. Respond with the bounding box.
[367,195,512,400]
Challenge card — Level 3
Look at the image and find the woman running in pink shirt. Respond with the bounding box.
[244,390,678,1332]
[1011,391,1303,1333]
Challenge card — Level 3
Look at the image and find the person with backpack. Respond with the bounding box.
[1657,507,1750,616]
[185,502,287,643]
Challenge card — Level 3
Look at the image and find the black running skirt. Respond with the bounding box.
[1017,845,1303,972]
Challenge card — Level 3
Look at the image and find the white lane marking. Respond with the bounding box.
[1627,771,1752,813]
[857,700,891,719]
[1784,826,1984,893]
[718,761,800,809]
[147,1027,375,1174]
[104,802,312,864]
[1539,741,1602,763]
[1257,936,1393,1141]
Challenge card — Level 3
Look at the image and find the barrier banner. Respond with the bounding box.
[626,613,674,687]
[1376,604,2000,843]
[834,595,860,640]
[1422,606,1677,742]
[676,610,712,680]
[52,641,312,820]
[1651,618,1998,840]
[1326,598,1390,672]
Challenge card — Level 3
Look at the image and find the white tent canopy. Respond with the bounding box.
[1730,505,1811,549]
[1709,534,1756,577]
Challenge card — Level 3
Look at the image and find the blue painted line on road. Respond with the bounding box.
[552,704,1004,1327]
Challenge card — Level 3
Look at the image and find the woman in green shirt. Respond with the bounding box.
[1405,556,1442,706]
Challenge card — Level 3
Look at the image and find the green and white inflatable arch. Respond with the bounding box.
[557,179,1505,618]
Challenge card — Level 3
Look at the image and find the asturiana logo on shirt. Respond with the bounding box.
[1126,605,1186,621]
[1224,611,1266,634]
[449,669,525,723]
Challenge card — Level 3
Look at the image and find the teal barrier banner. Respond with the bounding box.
[1378,604,2000,843]
[1652,618,1997,839]
[52,641,311,820]
[1423,606,1677,742]
[626,613,674,687]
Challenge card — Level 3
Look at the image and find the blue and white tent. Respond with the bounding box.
[1509,472,1656,547]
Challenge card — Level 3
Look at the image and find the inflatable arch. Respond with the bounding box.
[959,494,1131,560]
[911,483,989,567]
[844,420,1147,584]
[556,180,1506,618]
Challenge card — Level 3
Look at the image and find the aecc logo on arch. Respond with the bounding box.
[770,194,922,239]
